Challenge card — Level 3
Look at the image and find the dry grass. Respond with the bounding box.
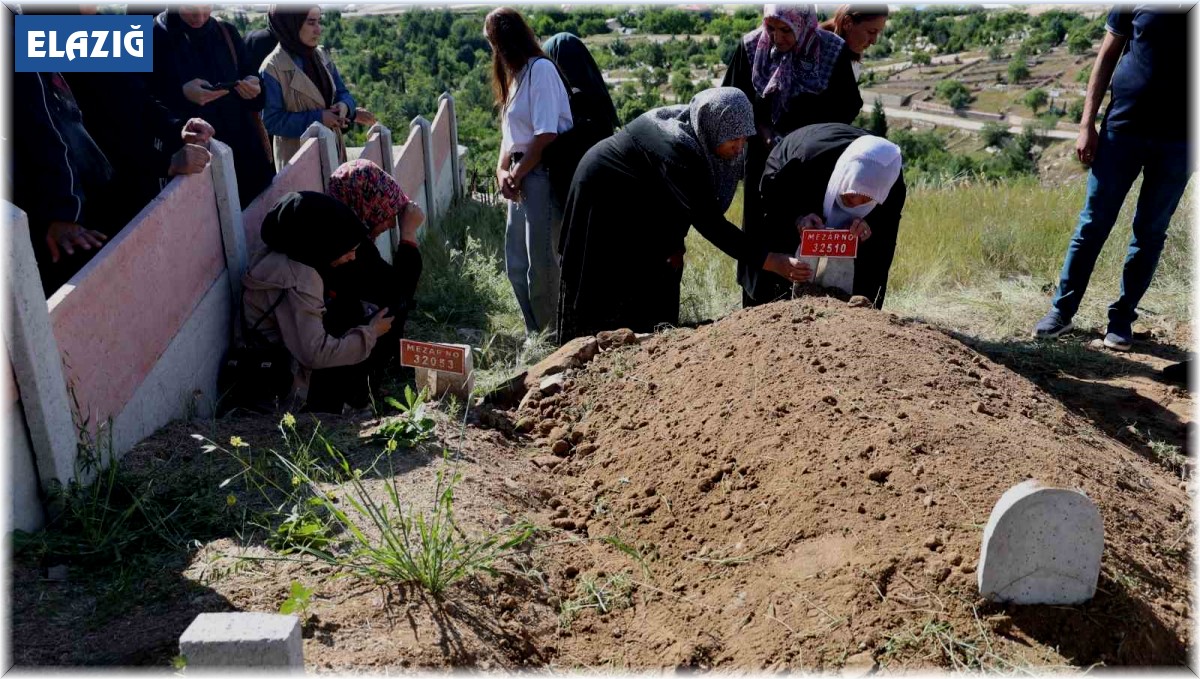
[679,177,1193,343]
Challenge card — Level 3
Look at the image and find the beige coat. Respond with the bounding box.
[261,45,348,171]
[242,252,378,403]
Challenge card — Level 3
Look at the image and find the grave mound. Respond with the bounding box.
[521,296,1190,669]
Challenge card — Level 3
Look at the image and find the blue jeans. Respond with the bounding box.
[505,166,562,336]
[1051,128,1191,328]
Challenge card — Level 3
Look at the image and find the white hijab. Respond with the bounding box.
[822,136,903,228]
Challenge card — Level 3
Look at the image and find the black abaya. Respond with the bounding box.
[557,129,766,342]
[742,123,906,308]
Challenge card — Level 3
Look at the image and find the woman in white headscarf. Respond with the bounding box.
[557,87,811,342]
[742,122,905,308]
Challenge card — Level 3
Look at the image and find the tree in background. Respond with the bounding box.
[868,98,888,138]
[1068,98,1085,124]
[911,51,932,68]
[935,79,972,109]
[1008,55,1029,83]
[987,43,1004,61]
[981,121,1011,148]
[1024,88,1048,115]
[1067,32,1092,55]
[669,71,697,104]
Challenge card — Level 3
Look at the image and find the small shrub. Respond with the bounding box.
[376,385,436,451]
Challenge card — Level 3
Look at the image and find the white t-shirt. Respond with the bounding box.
[501,58,573,157]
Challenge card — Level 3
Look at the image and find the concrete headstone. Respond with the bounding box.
[179,612,304,670]
[414,343,474,401]
[977,480,1103,605]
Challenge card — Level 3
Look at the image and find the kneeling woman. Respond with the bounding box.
[742,123,905,308]
[557,87,809,342]
[243,192,394,413]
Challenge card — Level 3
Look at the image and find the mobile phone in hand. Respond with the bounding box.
[202,80,239,91]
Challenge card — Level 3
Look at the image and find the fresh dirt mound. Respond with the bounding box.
[519,297,1191,670]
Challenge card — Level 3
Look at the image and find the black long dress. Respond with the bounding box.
[722,38,862,251]
[557,122,768,343]
[150,12,275,208]
[743,123,906,309]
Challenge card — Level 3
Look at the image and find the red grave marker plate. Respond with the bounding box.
[800,229,859,259]
[400,339,467,375]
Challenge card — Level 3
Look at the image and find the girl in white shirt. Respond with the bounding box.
[485,7,573,339]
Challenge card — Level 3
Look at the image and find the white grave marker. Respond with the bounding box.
[978,480,1103,605]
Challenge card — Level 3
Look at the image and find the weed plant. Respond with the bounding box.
[200,412,534,596]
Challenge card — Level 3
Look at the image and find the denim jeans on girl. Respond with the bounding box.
[1050,128,1191,331]
[505,166,562,337]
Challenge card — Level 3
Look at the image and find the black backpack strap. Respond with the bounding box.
[243,290,287,345]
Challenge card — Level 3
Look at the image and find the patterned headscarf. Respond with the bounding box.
[328,159,410,232]
[743,4,844,122]
[638,87,756,213]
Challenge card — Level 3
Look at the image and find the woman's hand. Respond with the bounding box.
[167,144,212,177]
[183,79,227,106]
[848,218,873,242]
[497,168,518,200]
[321,108,343,129]
[46,221,107,263]
[399,203,425,243]
[506,162,525,193]
[796,213,824,232]
[368,307,394,335]
[763,253,813,284]
[233,76,260,100]
[354,107,376,127]
[181,117,215,144]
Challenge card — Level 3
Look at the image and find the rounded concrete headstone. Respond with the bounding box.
[977,480,1103,605]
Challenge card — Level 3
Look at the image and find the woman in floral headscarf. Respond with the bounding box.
[322,159,425,359]
[722,4,862,297]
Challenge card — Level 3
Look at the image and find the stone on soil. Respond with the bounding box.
[978,480,1103,605]
[179,612,303,669]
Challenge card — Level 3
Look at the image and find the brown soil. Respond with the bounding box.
[520,297,1193,670]
[10,297,1193,671]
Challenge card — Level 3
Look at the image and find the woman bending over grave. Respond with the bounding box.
[742,123,904,309]
[242,191,394,413]
[556,87,810,343]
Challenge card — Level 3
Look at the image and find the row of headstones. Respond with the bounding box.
[177,479,1102,669]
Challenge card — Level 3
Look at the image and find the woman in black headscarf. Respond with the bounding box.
[556,87,811,342]
[261,5,369,170]
[242,191,394,413]
[150,5,275,207]
[542,32,619,135]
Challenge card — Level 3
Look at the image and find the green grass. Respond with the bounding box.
[407,200,554,394]
[678,177,1192,341]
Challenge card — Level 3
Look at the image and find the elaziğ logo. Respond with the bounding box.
[16,15,153,72]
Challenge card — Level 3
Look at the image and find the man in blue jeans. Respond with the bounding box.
[1034,6,1191,351]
